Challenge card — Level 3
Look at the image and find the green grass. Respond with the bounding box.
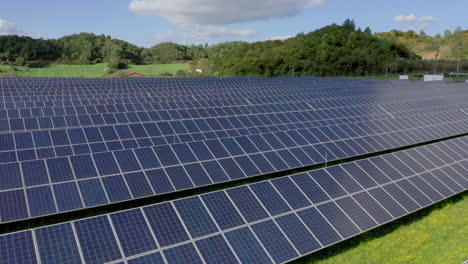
[293,192,467,264]
[0,63,189,77]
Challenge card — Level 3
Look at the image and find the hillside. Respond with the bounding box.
[376,29,468,60]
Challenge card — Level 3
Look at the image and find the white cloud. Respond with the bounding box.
[393,14,440,23]
[188,25,258,40]
[148,26,258,44]
[419,16,440,22]
[0,19,19,35]
[129,0,327,26]
[265,35,293,41]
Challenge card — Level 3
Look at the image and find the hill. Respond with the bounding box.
[376,28,468,60]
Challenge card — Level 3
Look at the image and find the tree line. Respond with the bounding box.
[0,20,466,76]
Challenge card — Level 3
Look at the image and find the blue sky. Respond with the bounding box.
[1,0,466,47]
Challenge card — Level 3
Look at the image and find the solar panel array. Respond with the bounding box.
[0,77,467,264]
[1,136,467,264]
[1,78,468,223]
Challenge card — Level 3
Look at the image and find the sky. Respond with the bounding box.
[0,0,466,47]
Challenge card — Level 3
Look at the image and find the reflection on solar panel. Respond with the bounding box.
[1,136,467,264]
[1,77,468,223]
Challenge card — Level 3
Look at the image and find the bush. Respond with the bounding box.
[175,70,187,77]
[158,71,173,77]
[107,58,128,71]
[14,57,25,66]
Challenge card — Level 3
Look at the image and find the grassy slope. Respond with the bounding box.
[294,192,467,264]
[0,63,189,77]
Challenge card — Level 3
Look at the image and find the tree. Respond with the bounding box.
[364,27,372,35]
[342,19,356,31]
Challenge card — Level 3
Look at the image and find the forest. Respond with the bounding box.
[0,20,466,77]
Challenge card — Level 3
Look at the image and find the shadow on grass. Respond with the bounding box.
[290,191,467,264]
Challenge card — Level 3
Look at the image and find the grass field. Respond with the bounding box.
[0,63,189,77]
[293,192,467,264]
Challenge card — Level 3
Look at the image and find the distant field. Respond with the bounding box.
[0,63,189,77]
[294,193,467,264]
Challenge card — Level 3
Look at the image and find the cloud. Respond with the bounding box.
[393,14,440,23]
[148,26,258,44]
[265,35,294,41]
[189,25,258,40]
[419,16,440,22]
[0,19,19,35]
[129,0,327,26]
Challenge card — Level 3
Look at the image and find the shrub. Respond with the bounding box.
[158,71,173,77]
[107,58,128,71]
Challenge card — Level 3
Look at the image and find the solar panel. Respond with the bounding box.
[2,135,466,263]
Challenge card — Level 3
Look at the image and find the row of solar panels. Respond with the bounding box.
[1,136,467,264]
[0,106,465,166]
[0,78,463,103]
[1,109,466,223]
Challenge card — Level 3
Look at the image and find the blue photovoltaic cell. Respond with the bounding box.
[184,163,212,186]
[70,155,98,179]
[250,182,291,216]
[234,156,261,176]
[127,252,165,264]
[396,180,432,207]
[0,163,22,190]
[263,151,289,171]
[251,220,299,263]
[335,197,377,231]
[102,175,132,202]
[298,207,341,246]
[143,203,190,247]
[171,143,198,163]
[317,202,360,238]
[110,209,157,257]
[201,160,229,183]
[249,153,275,174]
[271,177,311,209]
[0,134,14,150]
[134,148,161,169]
[53,182,83,212]
[195,235,238,264]
[310,169,347,198]
[0,231,37,264]
[325,165,362,193]
[78,179,108,207]
[352,192,393,224]
[21,160,49,186]
[174,197,219,238]
[93,152,120,176]
[275,213,321,255]
[382,183,420,212]
[189,142,215,161]
[225,227,273,264]
[291,173,329,204]
[46,157,74,183]
[341,163,377,188]
[50,130,70,146]
[227,186,269,222]
[165,166,194,190]
[202,191,245,230]
[145,169,174,194]
[154,145,180,166]
[74,216,122,264]
[35,223,82,264]
[15,132,34,149]
[163,243,204,264]
[124,172,154,198]
[0,190,28,222]
[368,187,406,218]
[114,150,141,172]
[218,158,245,180]
[26,186,57,217]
